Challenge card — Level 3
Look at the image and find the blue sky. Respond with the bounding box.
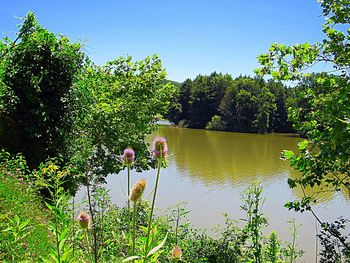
[1,0,325,82]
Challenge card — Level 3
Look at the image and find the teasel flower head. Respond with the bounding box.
[152,137,168,159]
[123,148,135,165]
[129,178,147,203]
[77,211,90,230]
[171,245,182,260]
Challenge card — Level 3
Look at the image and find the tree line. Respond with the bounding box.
[166,73,296,133]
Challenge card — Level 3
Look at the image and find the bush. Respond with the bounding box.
[205,115,226,131]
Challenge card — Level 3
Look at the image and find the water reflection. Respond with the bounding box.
[157,126,299,188]
[155,126,349,202]
[98,126,350,262]
[288,163,350,202]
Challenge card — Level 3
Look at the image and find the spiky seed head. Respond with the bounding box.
[130,178,147,202]
[153,137,168,159]
[171,245,182,259]
[77,211,90,230]
[123,148,135,165]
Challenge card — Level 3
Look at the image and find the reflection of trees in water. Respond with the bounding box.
[289,169,350,203]
[155,126,300,187]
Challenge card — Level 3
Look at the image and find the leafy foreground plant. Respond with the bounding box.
[0,150,51,262]
[77,211,92,262]
[33,160,85,262]
[130,178,147,255]
[144,137,169,259]
[122,138,169,263]
[1,150,306,262]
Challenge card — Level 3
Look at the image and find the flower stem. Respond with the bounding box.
[144,158,162,262]
[84,229,92,263]
[132,201,137,255]
[127,164,131,229]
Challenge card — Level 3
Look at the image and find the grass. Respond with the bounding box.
[0,167,51,262]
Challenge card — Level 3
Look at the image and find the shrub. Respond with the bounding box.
[205,115,226,131]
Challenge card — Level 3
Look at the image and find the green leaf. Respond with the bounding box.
[298,140,308,150]
[122,256,140,262]
[147,233,168,258]
[59,237,67,253]
[282,150,295,160]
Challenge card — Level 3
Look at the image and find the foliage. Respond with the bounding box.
[167,74,293,133]
[282,220,303,263]
[68,55,175,182]
[0,151,306,262]
[252,86,277,133]
[188,72,232,128]
[0,13,175,198]
[166,73,230,128]
[33,160,82,262]
[165,78,192,125]
[0,150,51,262]
[267,80,293,133]
[205,115,226,131]
[256,0,350,259]
[220,76,278,133]
[265,231,282,263]
[317,218,350,262]
[0,12,84,169]
[240,184,268,262]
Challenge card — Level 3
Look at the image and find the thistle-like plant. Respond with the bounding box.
[77,211,92,262]
[171,245,183,262]
[123,148,135,229]
[130,178,147,255]
[144,137,168,261]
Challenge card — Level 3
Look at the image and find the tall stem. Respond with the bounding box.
[55,214,60,263]
[132,201,137,255]
[84,229,92,263]
[86,175,98,263]
[54,181,61,263]
[72,197,75,259]
[175,206,179,245]
[127,164,131,229]
[101,195,104,263]
[144,158,162,261]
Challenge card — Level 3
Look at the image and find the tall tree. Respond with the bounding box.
[178,78,193,122]
[189,72,232,128]
[256,0,350,256]
[166,73,291,133]
[266,80,292,132]
[165,78,192,125]
[69,55,174,181]
[219,76,277,133]
[253,86,276,133]
[0,13,84,168]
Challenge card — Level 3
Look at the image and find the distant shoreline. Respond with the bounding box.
[156,120,299,136]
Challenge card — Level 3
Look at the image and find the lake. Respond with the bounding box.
[89,126,350,262]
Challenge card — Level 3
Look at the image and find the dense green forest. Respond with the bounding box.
[0,0,350,261]
[166,74,295,133]
[165,73,330,135]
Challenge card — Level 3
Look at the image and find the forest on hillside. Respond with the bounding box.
[166,73,320,134]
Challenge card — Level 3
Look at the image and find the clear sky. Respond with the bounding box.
[1,0,325,82]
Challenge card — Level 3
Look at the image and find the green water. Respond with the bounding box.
[101,126,350,262]
[158,126,299,187]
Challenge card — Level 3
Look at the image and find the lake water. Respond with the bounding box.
[86,126,350,262]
